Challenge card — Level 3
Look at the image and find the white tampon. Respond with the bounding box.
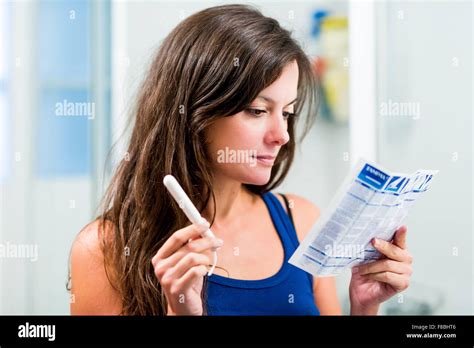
[163,174,218,276]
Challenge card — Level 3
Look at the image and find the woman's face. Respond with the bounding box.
[205,60,299,186]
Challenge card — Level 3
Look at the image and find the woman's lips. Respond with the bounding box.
[256,155,276,166]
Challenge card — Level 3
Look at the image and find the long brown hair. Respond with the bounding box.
[73,4,318,315]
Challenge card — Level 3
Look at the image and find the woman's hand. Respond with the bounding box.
[349,225,413,315]
[151,219,223,315]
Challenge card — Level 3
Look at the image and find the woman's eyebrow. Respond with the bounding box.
[256,95,298,106]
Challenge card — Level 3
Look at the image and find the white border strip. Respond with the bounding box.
[111,1,128,169]
[349,0,377,166]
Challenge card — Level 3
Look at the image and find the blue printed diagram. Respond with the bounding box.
[357,163,390,190]
[385,176,408,193]
[289,159,438,277]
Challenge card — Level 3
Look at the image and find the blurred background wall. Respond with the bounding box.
[0,0,472,315]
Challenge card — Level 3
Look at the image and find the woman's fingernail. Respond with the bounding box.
[372,238,378,246]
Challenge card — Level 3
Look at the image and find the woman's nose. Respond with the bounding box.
[265,112,290,146]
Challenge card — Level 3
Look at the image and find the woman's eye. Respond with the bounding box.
[246,108,267,117]
[282,111,296,119]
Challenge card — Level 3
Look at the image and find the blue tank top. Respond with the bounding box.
[205,192,320,315]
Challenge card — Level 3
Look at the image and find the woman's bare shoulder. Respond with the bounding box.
[274,193,320,243]
[70,219,122,315]
[73,220,108,254]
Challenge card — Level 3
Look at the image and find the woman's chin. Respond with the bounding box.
[242,168,273,186]
[218,164,273,186]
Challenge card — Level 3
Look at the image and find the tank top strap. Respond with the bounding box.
[261,192,300,252]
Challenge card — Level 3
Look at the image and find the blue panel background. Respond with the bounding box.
[36,89,92,176]
[36,0,92,177]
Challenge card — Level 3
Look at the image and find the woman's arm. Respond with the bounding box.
[313,276,342,315]
[70,220,123,315]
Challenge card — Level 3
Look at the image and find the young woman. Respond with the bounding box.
[69,4,413,316]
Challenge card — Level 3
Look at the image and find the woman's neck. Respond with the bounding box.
[202,173,255,227]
